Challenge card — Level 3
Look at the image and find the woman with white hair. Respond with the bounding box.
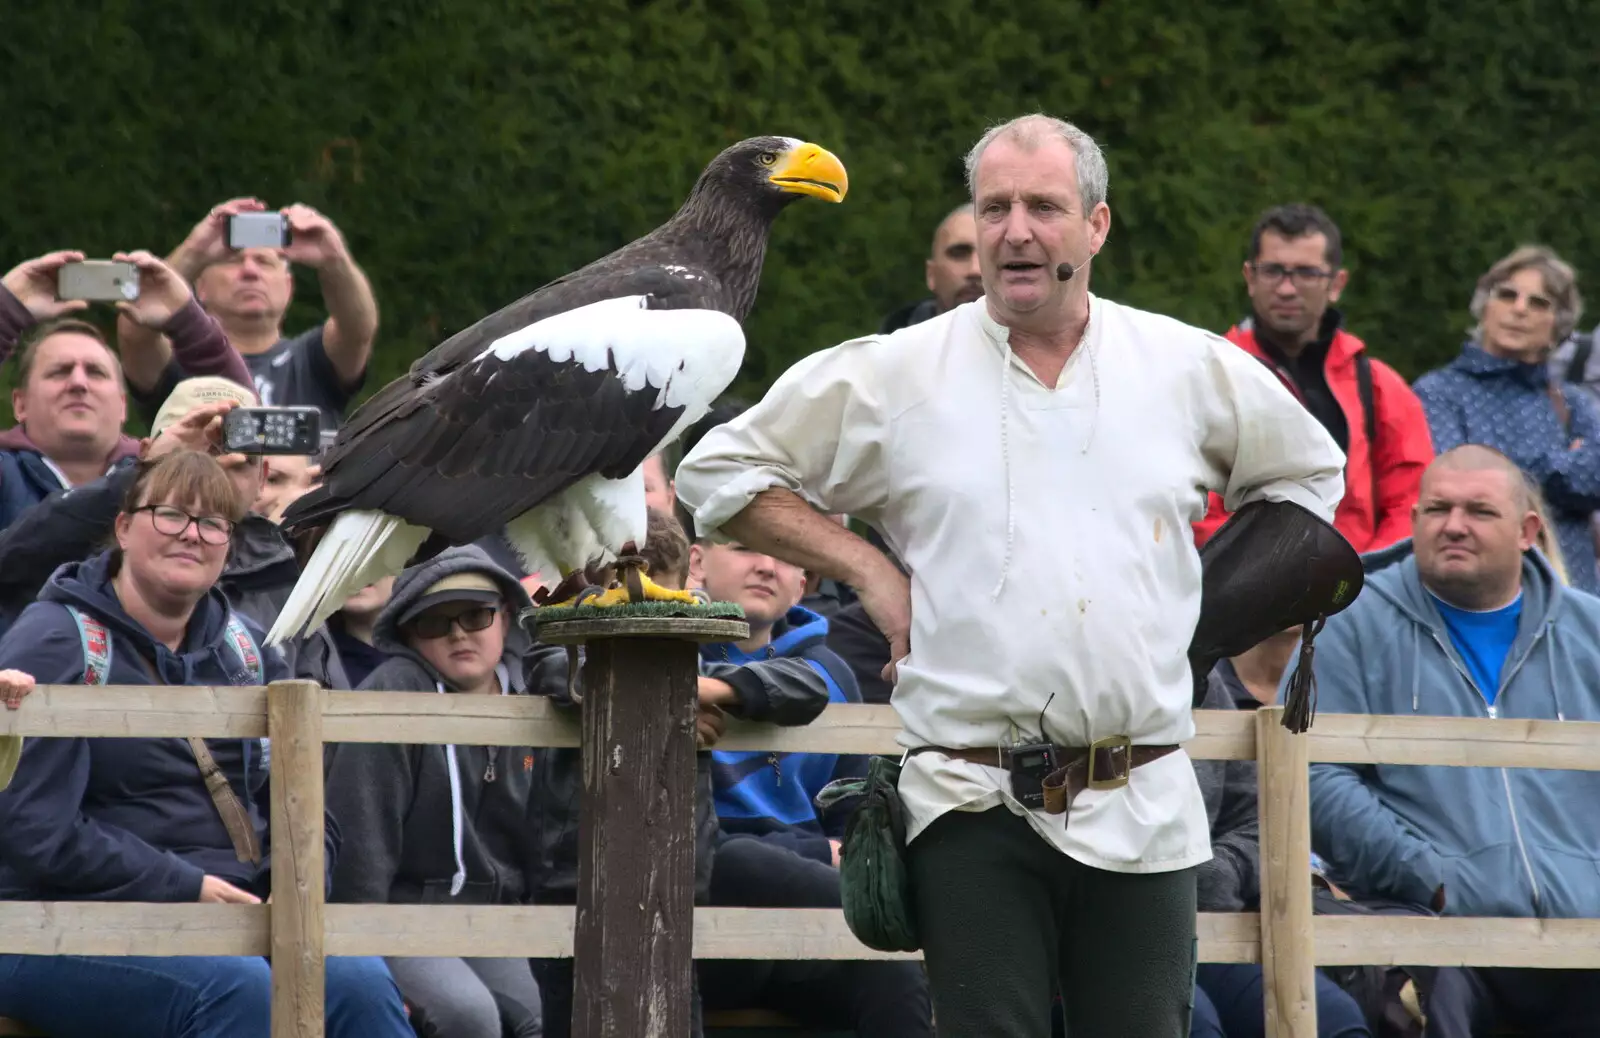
[1413,244,1600,592]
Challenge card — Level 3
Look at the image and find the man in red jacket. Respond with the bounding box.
[1194,204,1432,553]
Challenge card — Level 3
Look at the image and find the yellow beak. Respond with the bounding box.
[769,142,848,203]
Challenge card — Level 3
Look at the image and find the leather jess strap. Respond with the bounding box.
[914,742,1180,816]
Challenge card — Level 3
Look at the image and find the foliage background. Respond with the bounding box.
[2,0,1597,429]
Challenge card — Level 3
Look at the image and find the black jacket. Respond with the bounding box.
[1196,669,1261,912]
[879,297,940,334]
[0,463,349,689]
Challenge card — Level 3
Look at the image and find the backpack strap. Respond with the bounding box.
[223,612,265,686]
[1355,353,1380,516]
[222,611,271,771]
[64,605,113,685]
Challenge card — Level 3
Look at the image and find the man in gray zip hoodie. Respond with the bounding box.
[1303,445,1600,1036]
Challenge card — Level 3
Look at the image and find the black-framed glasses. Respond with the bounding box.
[1251,262,1333,288]
[132,505,234,545]
[1491,285,1554,312]
[409,606,499,640]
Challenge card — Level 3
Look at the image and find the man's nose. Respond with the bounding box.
[1002,204,1032,244]
[1274,276,1300,297]
[64,365,91,390]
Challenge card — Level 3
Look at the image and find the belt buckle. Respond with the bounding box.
[1086,734,1133,791]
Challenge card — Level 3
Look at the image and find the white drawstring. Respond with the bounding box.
[989,334,1018,602]
[436,680,467,898]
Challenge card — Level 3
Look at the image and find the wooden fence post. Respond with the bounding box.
[539,617,748,1038]
[1256,705,1317,1038]
[269,679,326,1038]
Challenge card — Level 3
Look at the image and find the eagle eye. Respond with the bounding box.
[757,151,778,167]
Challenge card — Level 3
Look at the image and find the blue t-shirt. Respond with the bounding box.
[1431,591,1523,706]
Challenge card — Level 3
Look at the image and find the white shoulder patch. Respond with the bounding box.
[475,296,744,412]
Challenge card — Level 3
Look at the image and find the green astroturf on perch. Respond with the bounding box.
[530,600,747,624]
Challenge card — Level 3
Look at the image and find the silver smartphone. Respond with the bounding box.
[56,261,140,302]
[228,211,291,249]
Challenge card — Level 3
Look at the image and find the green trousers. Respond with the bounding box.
[907,806,1197,1037]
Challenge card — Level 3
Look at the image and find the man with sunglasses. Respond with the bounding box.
[1194,204,1434,555]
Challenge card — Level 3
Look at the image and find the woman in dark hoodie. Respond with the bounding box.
[0,450,412,1038]
[327,544,545,1038]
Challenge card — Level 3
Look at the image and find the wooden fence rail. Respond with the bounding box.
[6,684,1600,1037]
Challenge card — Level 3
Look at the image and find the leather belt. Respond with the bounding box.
[912,739,1181,816]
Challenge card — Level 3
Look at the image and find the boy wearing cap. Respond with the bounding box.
[326,544,546,1038]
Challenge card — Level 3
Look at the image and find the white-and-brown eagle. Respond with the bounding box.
[266,136,847,645]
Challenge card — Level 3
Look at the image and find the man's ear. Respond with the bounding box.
[687,543,707,587]
[1520,509,1542,553]
[1327,268,1350,305]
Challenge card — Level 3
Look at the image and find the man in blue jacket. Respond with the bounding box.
[689,537,932,1037]
[1303,444,1600,1036]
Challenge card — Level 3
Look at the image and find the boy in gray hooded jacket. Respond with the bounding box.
[326,544,546,1038]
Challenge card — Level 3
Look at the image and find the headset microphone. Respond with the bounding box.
[1055,260,1081,282]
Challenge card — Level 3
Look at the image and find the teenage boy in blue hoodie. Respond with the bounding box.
[690,537,868,863]
[689,537,933,1037]
[1305,445,1600,1037]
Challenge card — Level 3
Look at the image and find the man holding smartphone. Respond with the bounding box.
[118,197,379,431]
[0,248,250,533]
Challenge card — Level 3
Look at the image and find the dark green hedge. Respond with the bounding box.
[3,0,1595,429]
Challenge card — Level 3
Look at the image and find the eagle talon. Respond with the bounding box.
[563,573,704,609]
[544,585,609,610]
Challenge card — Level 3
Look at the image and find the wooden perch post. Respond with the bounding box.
[538,616,748,1038]
[268,680,326,1038]
[1256,705,1316,1038]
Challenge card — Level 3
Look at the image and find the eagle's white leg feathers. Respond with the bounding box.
[504,470,648,585]
[266,510,430,645]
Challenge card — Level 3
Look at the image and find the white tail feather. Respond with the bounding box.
[266,511,430,646]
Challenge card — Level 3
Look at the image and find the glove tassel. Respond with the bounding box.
[1281,615,1327,734]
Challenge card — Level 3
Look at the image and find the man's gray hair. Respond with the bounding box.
[964,114,1109,212]
[1469,244,1584,344]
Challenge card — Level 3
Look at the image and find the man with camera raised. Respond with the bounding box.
[119,197,379,432]
[0,376,348,689]
[0,249,251,532]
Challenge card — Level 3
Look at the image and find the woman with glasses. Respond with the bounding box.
[0,450,413,1038]
[1413,245,1600,591]
[326,544,546,1038]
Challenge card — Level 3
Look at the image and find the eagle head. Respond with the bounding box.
[702,136,849,209]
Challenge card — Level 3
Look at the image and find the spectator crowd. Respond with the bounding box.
[0,179,1597,1038]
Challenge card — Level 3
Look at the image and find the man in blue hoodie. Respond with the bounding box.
[1304,444,1600,1037]
[689,537,933,1037]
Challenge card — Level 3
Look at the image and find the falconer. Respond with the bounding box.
[676,113,1352,1036]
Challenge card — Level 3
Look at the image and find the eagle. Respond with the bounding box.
[265,136,847,645]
